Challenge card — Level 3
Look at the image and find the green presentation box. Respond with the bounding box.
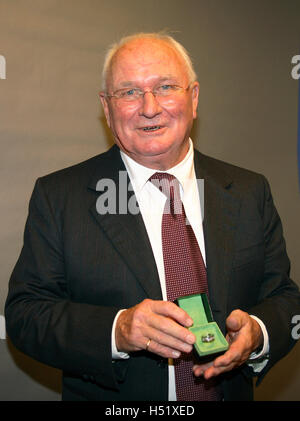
[177,293,228,357]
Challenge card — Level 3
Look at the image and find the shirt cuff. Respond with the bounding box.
[249,315,269,359]
[247,315,269,373]
[111,309,130,360]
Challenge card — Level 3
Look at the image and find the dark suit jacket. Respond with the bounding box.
[5,145,300,401]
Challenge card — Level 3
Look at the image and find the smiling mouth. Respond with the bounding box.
[141,125,163,132]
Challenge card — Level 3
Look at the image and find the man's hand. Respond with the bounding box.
[115,299,196,359]
[193,309,263,379]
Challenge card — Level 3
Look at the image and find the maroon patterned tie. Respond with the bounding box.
[150,172,221,401]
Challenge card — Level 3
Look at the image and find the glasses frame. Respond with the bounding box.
[100,83,192,103]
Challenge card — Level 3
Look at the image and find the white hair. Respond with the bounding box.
[101,32,197,91]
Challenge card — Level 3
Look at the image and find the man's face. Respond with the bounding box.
[100,38,199,170]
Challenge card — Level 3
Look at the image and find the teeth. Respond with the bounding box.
[143,126,160,131]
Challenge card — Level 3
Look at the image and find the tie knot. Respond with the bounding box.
[150,172,176,183]
[149,172,180,201]
[149,172,183,216]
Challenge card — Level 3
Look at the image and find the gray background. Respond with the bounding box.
[0,0,299,401]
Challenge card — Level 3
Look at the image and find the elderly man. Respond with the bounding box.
[5,33,300,401]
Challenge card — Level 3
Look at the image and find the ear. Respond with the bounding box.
[191,82,200,119]
[99,93,111,128]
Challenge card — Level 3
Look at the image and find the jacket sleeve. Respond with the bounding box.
[248,175,300,383]
[5,178,120,391]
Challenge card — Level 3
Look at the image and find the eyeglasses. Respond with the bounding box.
[101,84,191,103]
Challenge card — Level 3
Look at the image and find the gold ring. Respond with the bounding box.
[146,339,151,350]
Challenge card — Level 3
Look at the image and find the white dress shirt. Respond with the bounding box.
[111,139,269,400]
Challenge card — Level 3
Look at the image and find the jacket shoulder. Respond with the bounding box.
[40,146,118,182]
[28,146,123,210]
[194,149,268,192]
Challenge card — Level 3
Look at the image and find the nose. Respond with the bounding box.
[139,91,162,118]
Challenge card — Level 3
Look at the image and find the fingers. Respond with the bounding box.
[151,299,194,328]
[115,299,196,359]
[193,345,245,378]
[226,310,263,353]
[192,361,214,377]
[145,322,195,358]
[226,309,248,332]
[193,310,264,379]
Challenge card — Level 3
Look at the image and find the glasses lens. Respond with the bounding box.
[112,85,186,103]
[116,88,142,101]
[155,85,180,97]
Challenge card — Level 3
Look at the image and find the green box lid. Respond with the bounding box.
[177,293,214,326]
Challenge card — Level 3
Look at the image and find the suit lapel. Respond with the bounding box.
[88,146,162,300]
[194,151,241,331]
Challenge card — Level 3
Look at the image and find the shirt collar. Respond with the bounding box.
[120,139,195,195]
